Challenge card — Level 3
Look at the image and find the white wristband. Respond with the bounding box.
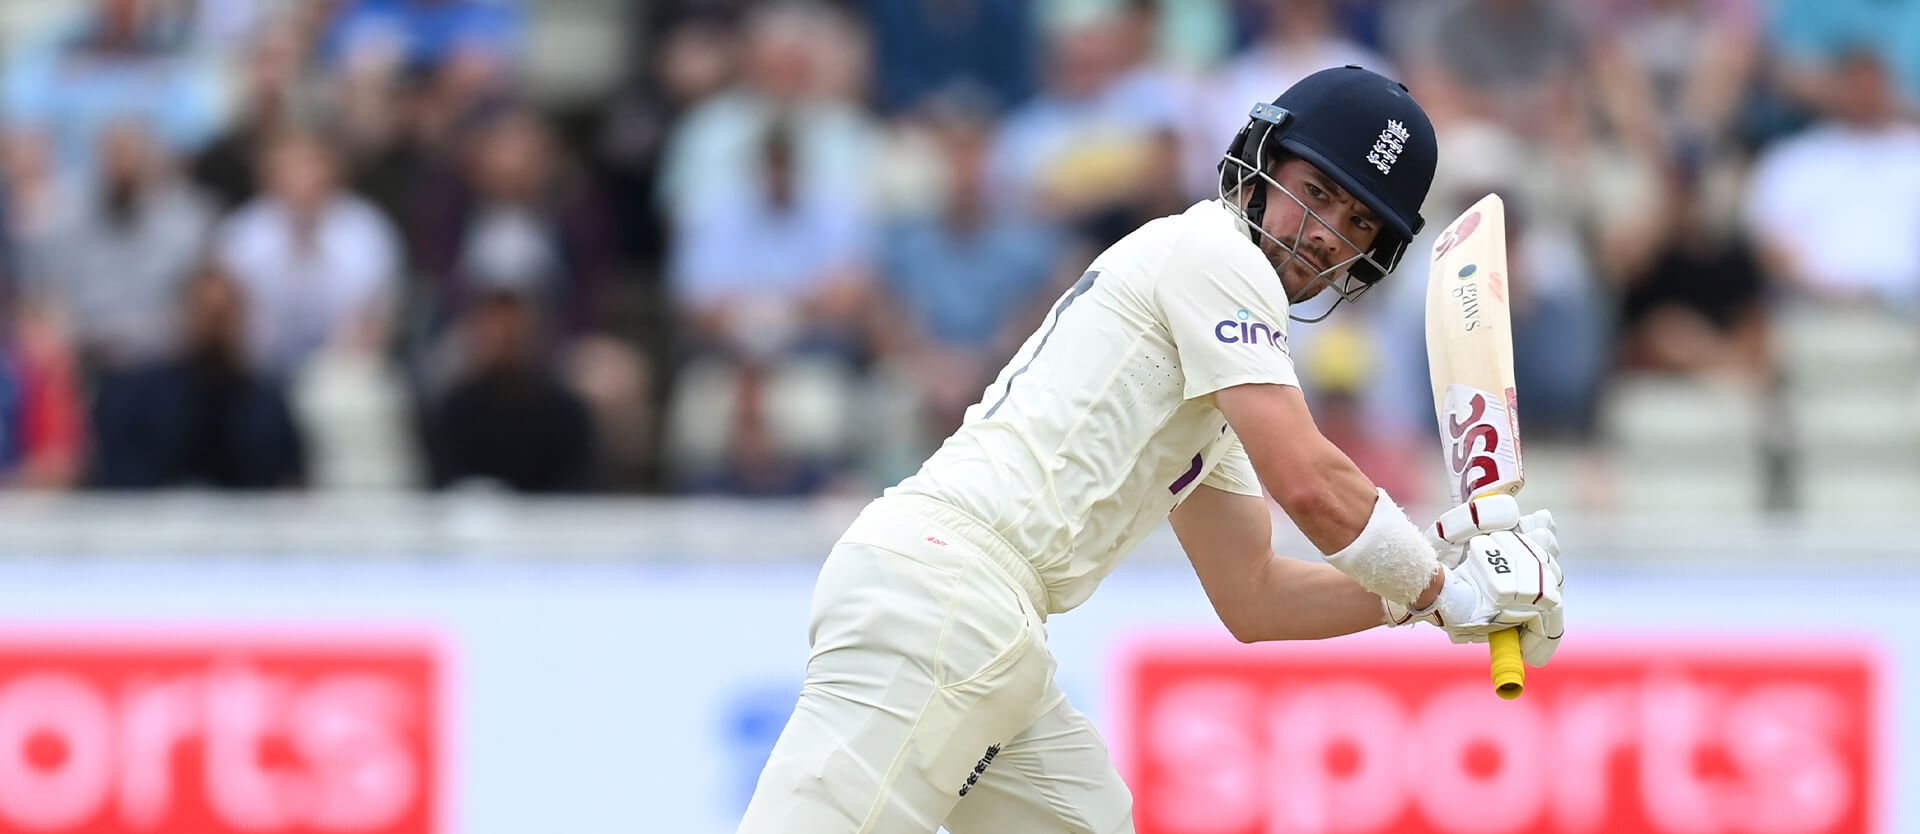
[1324,488,1441,607]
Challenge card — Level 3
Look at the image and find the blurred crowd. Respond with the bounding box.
[0,0,1912,502]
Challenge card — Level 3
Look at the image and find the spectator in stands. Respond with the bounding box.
[414,108,650,489]
[0,303,86,490]
[333,62,449,245]
[598,15,741,272]
[877,92,1067,438]
[1745,48,1920,309]
[1389,0,1662,328]
[1583,0,1763,160]
[1074,0,1191,245]
[669,117,874,361]
[215,130,402,379]
[89,266,306,489]
[1767,0,1920,114]
[863,0,1037,115]
[664,114,873,495]
[287,318,424,491]
[21,122,216,374]
[427,287,594,493]
[594,15,746,490]
[1504,192,1609,438]
[1,0,226,187]
[0,132,65,264]
[986,13,1138,219]
[1576,0,1765,289]
[655,3,879,226]
[1385,0,1627,160]
[1617,146,1769,383]
[329,0,523,235]
[414,109,612,340]
[191,21,321,210]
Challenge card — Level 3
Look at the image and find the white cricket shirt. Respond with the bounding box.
[881,200,1302,613]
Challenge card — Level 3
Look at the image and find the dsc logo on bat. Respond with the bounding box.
[1441,383,1521,503]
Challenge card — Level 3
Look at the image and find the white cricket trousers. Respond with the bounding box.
[737,498,1134,834]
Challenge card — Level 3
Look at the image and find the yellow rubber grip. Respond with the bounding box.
[1490,628,1525,699]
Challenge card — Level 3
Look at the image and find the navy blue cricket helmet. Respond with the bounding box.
[1219,65,1437,296]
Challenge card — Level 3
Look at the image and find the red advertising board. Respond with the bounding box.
[1114,633,1884,834]
[0,629,445,834]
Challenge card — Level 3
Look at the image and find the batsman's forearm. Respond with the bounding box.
[1266,439,1380,554]
[1223,556,1392,642]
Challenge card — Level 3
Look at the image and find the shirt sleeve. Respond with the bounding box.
[1155,225,1301,399]
[1200,435,1263,497]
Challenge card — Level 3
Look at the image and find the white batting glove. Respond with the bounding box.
[1381,596,1436,627]
[1520,605,1565,667]
[1510,509,1564,666]
[1428,530,1563,662]
[1390,499,1566,665]
[1387,497,1561,621]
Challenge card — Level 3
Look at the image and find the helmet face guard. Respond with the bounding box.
[1218,102,1413,323]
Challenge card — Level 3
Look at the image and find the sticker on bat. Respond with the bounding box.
[1433,210,1482,260]
[1450,280,1482,332]
[1441,383,1522,505]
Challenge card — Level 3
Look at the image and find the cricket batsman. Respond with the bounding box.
[737,65,1566,834]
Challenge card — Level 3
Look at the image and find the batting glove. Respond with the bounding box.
[1431,529,1564,665]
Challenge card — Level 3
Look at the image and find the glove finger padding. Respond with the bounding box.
[1520,606,1564,667]
[1427,495,1526,570]
[1430,494,1524,546]
[1518,510,1559,560]
[1517,508,1556,540]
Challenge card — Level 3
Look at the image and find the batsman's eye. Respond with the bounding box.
[1305,183,1328,202]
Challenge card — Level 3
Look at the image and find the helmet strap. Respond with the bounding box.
[1244,177,1268,245]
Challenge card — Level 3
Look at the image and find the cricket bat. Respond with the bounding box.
[1423,193,1529,700]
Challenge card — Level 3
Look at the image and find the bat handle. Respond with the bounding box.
[1489,628,1525,699]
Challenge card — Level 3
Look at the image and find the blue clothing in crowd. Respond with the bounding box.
[1,14,223,185]
[323,0,525,72]
[882,216,1060,350]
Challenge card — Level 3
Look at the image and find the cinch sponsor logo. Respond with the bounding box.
[1214,309,1286,351]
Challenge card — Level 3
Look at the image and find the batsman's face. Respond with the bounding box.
[1256,158,1384,299]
